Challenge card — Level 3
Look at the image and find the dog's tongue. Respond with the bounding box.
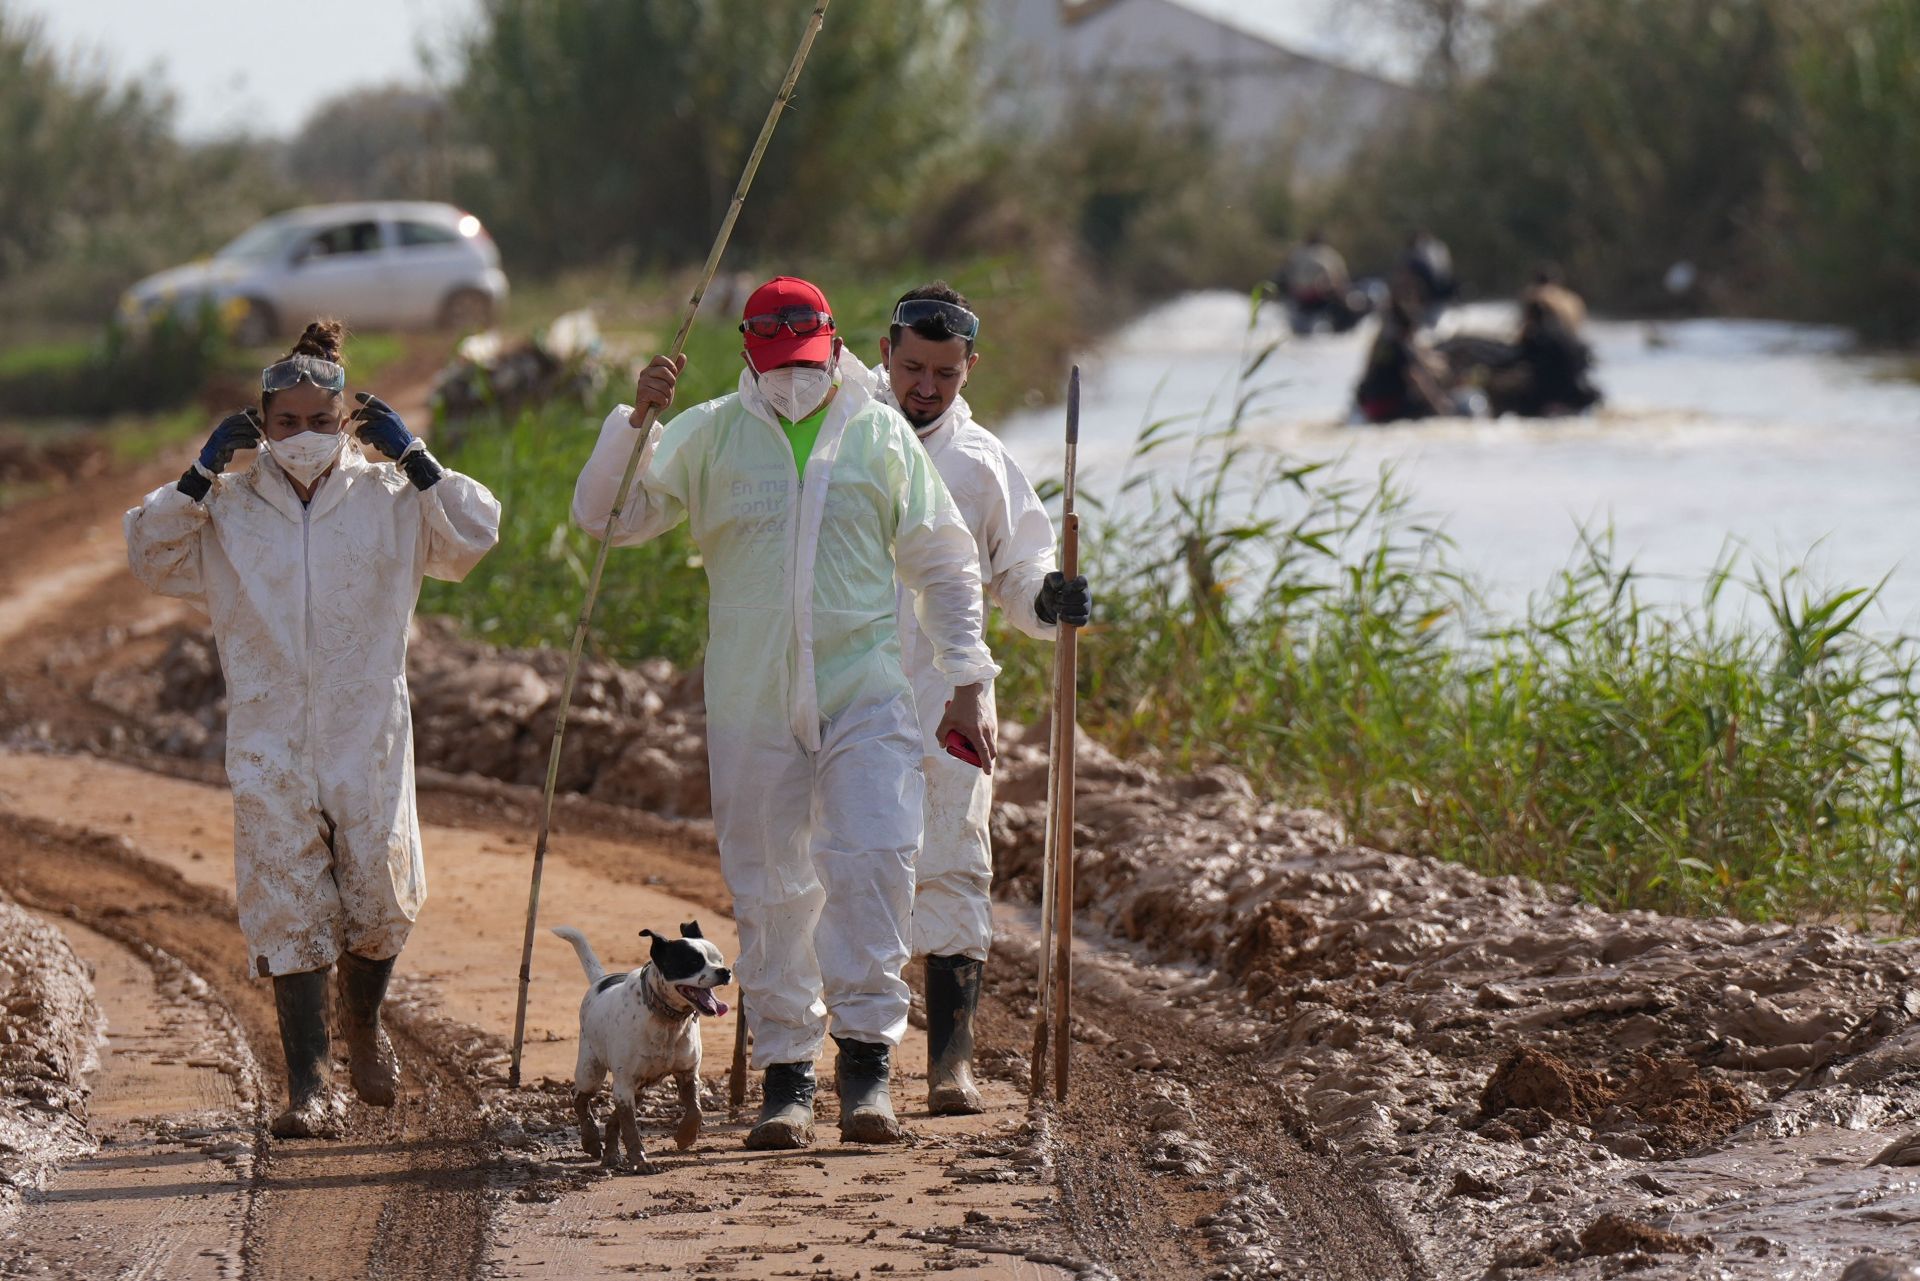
[680,985,727,1017]
[709,996,730,1017]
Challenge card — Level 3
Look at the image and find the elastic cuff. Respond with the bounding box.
[400,448,443,491]
[176,466,213,501]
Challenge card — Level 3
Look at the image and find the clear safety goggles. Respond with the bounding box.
[891,298,979,342]
[739,306,834,339]
[261,354,346,394]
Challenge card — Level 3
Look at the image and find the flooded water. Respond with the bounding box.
[999,293,1920,634]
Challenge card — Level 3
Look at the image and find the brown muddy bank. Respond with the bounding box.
[66,617,1920,1276]
[0,892,101,1219]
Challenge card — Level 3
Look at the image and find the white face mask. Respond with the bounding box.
[268,430,345,487]
[755,365,835,423]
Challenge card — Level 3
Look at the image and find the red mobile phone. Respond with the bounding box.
[944,729,984,769]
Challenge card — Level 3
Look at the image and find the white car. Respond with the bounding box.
[120,201,509,343]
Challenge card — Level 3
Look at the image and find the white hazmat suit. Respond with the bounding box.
[571,370,996,1067]
[850,363,1059,960]
[125,445,500,977]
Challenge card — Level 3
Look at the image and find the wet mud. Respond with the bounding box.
[13,495,1920,1275]
[0,894,101,1221]
[0,816,495,1280]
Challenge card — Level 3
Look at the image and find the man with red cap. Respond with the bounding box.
[572,277,998,1150]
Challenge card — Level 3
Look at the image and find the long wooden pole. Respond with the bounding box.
[508,1,834,1089]
[729,996,749,1118]
[1031,367,1081,1100]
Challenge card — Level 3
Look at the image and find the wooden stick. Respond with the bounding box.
[508,0,835,1089]
[729,996,749,1118]
[1051,369,1082,1102]
[1031,366,1081,1100]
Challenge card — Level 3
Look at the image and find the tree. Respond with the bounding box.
[450,0,977,274]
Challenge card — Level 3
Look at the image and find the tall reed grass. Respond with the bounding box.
[991,296,1920,927]
[428,292,1920,927]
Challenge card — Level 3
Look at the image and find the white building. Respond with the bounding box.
[983,0,1419,177]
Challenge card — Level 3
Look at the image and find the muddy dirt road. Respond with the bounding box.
[0,425,1421,1279]
[7,403,1917,1279]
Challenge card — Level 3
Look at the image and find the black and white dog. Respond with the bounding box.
[551,922,732,1172]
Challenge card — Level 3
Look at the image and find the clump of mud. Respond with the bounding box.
[0,893,101,1217]
[91,619,715,817]
[1578,1213,1711,1258]
[1479,1047,1755,1156]
[0,435,110,491]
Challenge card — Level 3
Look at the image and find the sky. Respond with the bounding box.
[13,0,1407,140]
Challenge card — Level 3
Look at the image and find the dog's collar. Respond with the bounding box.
[638,964,695,1021]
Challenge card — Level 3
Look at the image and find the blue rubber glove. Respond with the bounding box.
[349,392,442,490]
[178,408,262,499]
[1035,572,1092,627]
[348,392,415,460]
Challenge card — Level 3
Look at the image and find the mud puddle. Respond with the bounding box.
[0,917,256,1279]
[0,895,100,1224]
[0,814,495,1280]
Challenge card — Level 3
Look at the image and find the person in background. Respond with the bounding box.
[125,319,500,1138]
[853,282,1090,1114]
[1401,229,1458,325]
[1281,230,1365,334]
[1354,295,1459,424]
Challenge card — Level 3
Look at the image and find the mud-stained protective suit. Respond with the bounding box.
[125,444,500,976]
[571,370,996,1067]
[851,362,1059,961]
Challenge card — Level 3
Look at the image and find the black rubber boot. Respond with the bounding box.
[925,955,985,1116]
[336,952,400,1107]
[834,1035,901,1144]
[744,1062,815,1150]
[270,968,342,1139]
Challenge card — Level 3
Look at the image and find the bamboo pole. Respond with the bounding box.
[508,1,834,1089]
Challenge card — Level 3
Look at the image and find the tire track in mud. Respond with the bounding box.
[982,936,1430,1281]
[0,814,494,1281]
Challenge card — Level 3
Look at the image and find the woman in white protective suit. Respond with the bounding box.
[861,283,1091,1117]
[571,276,997,1151]
[124,320,500,1138]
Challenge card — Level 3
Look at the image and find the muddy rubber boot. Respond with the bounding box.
[270,968,342,1139]
[336,951,400,1107]
[925,954,985,1116]
[744,1062,815,1151]
[834,1035,902,1144]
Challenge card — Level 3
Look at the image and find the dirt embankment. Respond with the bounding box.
[0,891,102,1219]
[36,603,1920,1278]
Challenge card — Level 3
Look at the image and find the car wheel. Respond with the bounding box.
[438,289,494,334]
[232,299,277,348]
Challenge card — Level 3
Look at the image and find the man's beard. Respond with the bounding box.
[902,404,940,430]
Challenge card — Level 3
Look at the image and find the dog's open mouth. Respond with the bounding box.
[677,985,728,1017]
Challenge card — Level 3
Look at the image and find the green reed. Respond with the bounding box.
[993,298,1920,927]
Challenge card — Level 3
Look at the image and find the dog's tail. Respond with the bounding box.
[550,926,606,984]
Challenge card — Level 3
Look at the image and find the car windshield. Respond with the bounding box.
[214,220,304,262]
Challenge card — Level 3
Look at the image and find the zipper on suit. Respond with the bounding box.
[302,503,317,805]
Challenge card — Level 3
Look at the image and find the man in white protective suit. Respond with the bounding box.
[571,276,998,1150]
[860,283,1092,1114]
[125,319,500,1139]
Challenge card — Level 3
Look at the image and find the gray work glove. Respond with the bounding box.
[1035,571,1092,627]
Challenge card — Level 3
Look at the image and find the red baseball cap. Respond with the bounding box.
[741,275,836,370]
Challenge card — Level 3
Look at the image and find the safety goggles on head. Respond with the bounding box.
[261,354,346,394]
[891,298,979,343]
[739,306,834,339]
